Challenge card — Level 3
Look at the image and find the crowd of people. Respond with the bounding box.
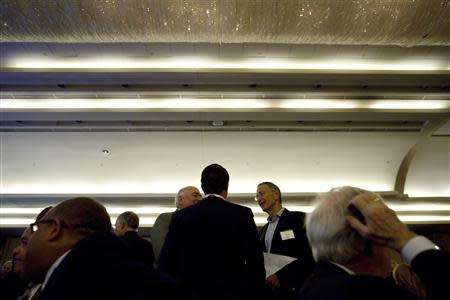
[0,163,448,300]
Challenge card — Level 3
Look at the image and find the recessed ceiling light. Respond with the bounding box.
[102,149,110,155]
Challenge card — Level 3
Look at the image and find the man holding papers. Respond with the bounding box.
[256,182,315,300]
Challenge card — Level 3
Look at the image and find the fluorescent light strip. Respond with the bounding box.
[2,203,449,215]
[368,100,449,110]
[398,215,450,223]
[1,215,449,227]
[1,98,448,110]
[6,57,449,71]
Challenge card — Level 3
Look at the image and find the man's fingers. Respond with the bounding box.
[350,193,384,214]
[346,215,370,238]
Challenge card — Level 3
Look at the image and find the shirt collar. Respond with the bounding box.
[42,249,71,290]
[267,207,285,222]
[204,194,226,200]
[329,261,355,275]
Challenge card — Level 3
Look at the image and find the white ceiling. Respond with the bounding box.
[0,0,449,227]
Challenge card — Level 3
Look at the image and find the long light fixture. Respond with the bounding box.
[4,56,449,72]
[1,98,449,110]
[1,203,449,226]
[1,215,449,226]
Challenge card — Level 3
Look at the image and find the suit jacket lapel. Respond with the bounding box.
[270,208,290,254]
[259,223,268,252]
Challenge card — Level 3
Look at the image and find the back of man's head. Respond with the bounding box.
[201,163,229,195]
[306,186,370,264]
[116,211,139,230]
[48,197,112,236]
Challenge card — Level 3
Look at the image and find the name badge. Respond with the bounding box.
[280,229,295,240]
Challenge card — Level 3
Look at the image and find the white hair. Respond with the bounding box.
[174,186,194,209]
[306,186,378,264]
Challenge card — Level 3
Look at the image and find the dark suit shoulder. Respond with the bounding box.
[281,209,306,222]
[300,261,417,300]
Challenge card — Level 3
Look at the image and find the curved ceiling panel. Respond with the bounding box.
[405,137,450,197]
[0,131,419,194]
[1,0,449,46]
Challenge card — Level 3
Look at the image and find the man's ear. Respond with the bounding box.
[46,218,65,242]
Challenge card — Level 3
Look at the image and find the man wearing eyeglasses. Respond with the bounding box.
[255,182,315,300]
[22,197,189,300]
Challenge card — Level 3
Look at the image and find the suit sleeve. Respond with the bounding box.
[152,213,171,265]
[242,208,266,296]
[411,249,450,300]
[157,213,179,275]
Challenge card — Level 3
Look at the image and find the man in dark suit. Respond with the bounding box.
[159,163,266,300]
[114,210,155,266]
[22,197,189,300]
[299,186,449,300]
[256,182,315,300]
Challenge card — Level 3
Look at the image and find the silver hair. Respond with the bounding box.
[174,186,192,209]
[306,186,377,264]
[174,188,183,208]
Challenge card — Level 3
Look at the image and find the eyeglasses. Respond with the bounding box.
[29,219,55,233]
[255,191,267,201]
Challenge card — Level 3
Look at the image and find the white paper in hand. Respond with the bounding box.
[263,252,297,278]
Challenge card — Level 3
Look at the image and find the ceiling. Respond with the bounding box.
[0,0,449,228]
[1,0,450,45]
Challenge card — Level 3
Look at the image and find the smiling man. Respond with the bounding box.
[256,182,315,300]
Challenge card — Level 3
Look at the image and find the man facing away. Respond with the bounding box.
[152,186,202,265]
[159,163,266,300]
[114,211,155,267]
[256,182,315,300]
[22,197,189,300]
[299,186,449,300]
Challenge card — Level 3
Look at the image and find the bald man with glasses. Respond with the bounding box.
[23,197,190,300]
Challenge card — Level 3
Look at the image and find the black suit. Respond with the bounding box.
[299,250,450,300]
[38,232,193,300]
[120,231,155,266]
[159,195,266,300]
[259,209,315,298]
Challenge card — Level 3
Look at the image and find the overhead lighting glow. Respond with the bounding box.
[367,100,449,110]
[279,100,356,109]
[398,215,450,223]
[1,214,449,227]
[2,98,448,111]
[2,203,449,228]
[5,56,449,72]
[0,98,270,110]
[0,218,34,226]
[388,203,450,212]
[0,203,443,215]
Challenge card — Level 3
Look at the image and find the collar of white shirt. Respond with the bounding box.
[267,207,285,222]
[329,261,355,275]
[203,194,226,200]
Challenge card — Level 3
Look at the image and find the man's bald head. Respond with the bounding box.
[44,197,111,237]
[24,197,111,283]
[175,186,202,209]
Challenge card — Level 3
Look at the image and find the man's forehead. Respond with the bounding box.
[257,184,270,190]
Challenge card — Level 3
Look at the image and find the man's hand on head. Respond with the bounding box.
[346,193,417,251]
